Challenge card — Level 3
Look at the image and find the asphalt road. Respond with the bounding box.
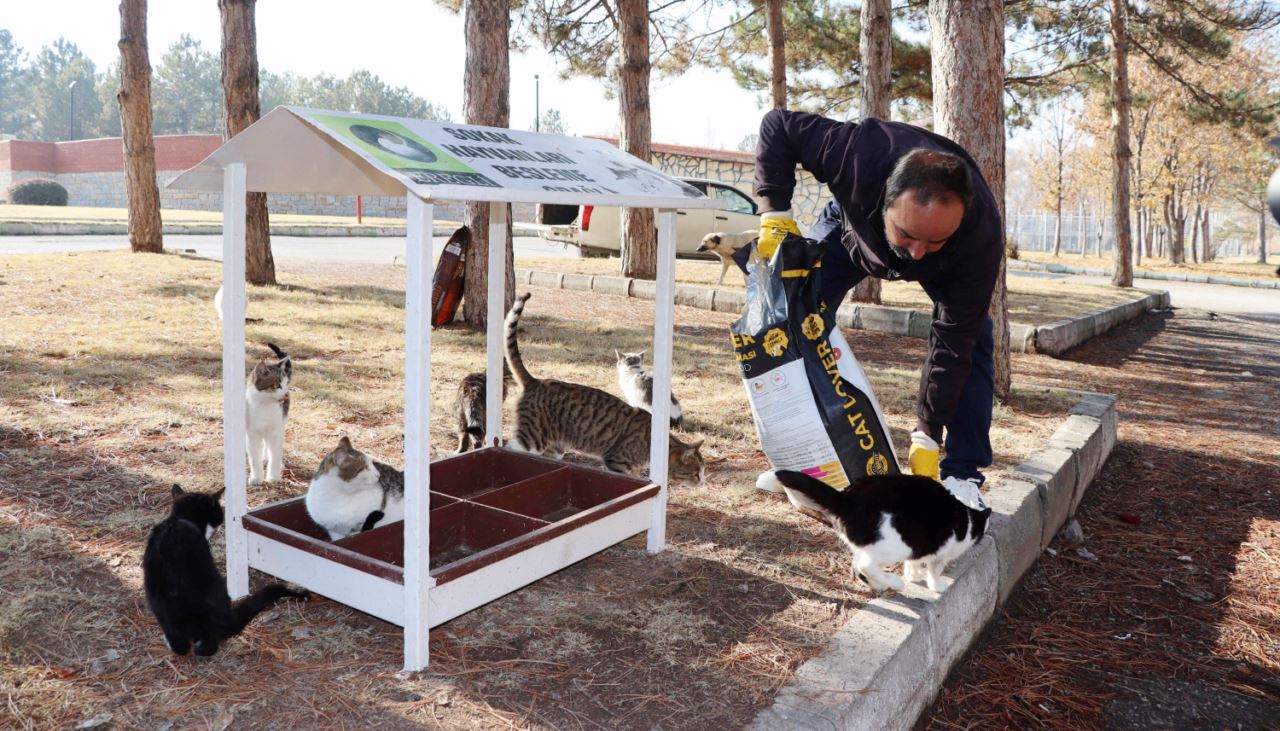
[0,233,576,262]
[4,233,1276,318]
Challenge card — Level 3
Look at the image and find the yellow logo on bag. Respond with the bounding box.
[763,328,789,357]
[801,313,824,340]
[866,453,890,475]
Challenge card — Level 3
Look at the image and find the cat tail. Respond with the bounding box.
[266,342,288,360]
[773,470,849,524]
[225,583,309,637]
[504,292,536,388]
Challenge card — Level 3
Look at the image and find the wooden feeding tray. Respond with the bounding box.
[242,448,657,627]
[171,107,725,668]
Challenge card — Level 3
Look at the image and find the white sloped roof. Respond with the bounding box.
[168,106,728,210]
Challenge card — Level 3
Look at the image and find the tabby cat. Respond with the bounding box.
[305,436,405,541]
[504,292,704,482]
[143,484,308,656]
[453,366,513,453]
[246,342,291,485]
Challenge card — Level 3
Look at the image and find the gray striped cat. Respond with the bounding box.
[504,292,705,483]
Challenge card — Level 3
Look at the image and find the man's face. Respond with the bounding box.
[883,191,965,263]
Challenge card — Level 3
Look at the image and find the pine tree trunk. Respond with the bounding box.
[860,0,892,119]
[618,0,655,280]
[765,0,786,110]
[851,0,892,305]
[118,0,162,254]
[1108,0,1134,287]
[461,0,514,328]
[1259,207,1268,264]
[928,0,1010,400]
[219,0,274,286]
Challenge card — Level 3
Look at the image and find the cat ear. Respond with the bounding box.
[337,436,352,450]
[171,483,184,499]
[213,487,225,501]
[638,350,646,360]
[615,349,622,361]
[685,436,704,451]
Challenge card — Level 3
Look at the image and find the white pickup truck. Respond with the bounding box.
[537,177,760,257]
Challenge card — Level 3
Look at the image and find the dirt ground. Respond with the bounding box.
[922,305,1280,729]
[0,251,1251,731]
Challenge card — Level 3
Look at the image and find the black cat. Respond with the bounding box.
[143,484,308,656]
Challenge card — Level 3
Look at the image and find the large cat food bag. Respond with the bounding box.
[731,234,900,489]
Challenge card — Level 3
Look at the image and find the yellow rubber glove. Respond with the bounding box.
[758,210,802,260]
[908,430,941,481]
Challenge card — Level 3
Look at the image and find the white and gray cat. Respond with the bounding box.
[247,342,291,485]
[615,350,684,429]
[305,436,405,541]
[771,470,991,594]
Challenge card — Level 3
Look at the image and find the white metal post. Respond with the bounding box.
[647,209,677,553]
[485,203,507,447]
[403,195,435,670]
[221,163,249,599]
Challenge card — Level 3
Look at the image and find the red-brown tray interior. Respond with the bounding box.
[243,448,655,586]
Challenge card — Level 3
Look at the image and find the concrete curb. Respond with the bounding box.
[749,391,1118,731]
[1009,259,1280,290]
[1033,290,1170,356]
[0,220,544,238]
[515,267,1167,356]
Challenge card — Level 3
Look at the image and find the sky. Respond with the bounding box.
[3,0,770,151]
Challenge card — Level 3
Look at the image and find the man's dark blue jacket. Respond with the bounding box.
[753,109,1003,441]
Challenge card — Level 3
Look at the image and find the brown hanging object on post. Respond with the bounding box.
[431,226,471,328]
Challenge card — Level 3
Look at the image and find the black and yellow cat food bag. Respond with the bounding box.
[731,234,900,488]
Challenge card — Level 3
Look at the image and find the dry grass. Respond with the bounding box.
[1019,249,1278,282]
[514,254,1146,327]
[1,251,1074,730]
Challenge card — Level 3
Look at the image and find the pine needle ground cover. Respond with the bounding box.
[2,251,1077,730]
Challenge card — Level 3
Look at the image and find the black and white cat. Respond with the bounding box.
[615,350,684,429]
[305,436,405,541]
[143,484,308,656]
[772,470,991,594]
[247,342,291,485]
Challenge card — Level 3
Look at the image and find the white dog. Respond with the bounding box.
[697,229,757,285]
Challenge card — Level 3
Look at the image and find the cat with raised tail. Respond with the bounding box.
[505,292,705,482]
[772,470,991,594]
[453,366,513,453]
[246,342,291,485]
[143,484,308,656]
[305,436,405,541]
[615,350,684,429]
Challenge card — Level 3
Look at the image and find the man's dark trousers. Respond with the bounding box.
[809,200,994,483]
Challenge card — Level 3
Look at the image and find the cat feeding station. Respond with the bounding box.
[169,107,725,670]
